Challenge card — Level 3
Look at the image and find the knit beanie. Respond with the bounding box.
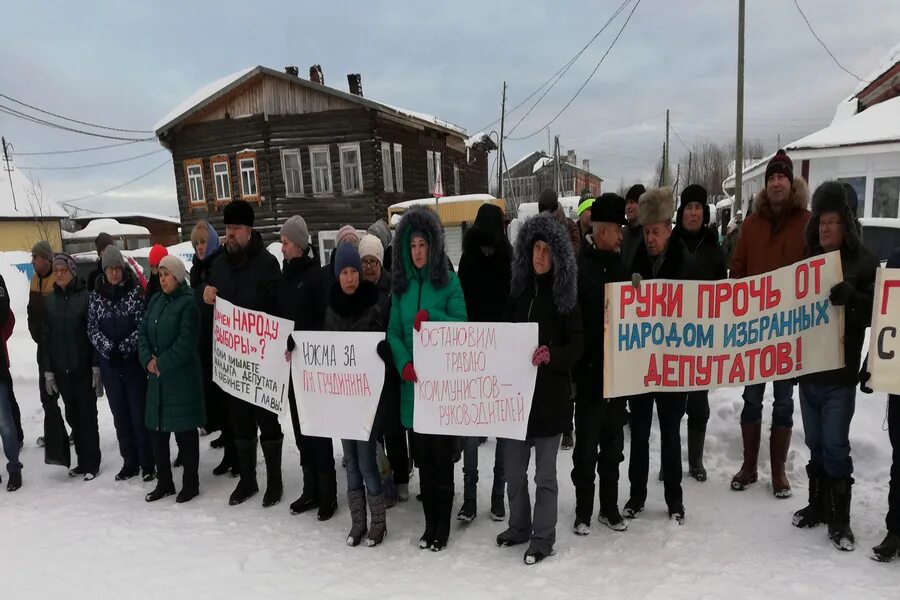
[333,241,362,277]
[95,232,114,254]
[367,219,392,249]
[280,215,310,250]
[625,184,646,203]
[159,255,187,284]
[148,244,168,267]
[358,234,384,265]
[101,245,126,270]
[52,252,76,275]
[765,149,794,183]
[336,224,361,248]
[31,240,53,262]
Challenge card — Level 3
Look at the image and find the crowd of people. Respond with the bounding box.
[0,148,898,565]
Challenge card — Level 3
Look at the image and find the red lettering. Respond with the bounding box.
[795,263,810,300]
[620,286,635,319]
[809,257,826,295]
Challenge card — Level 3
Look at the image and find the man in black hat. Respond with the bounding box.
[571,192,630,535]
[202,200,284,508]
[621,184,645,270]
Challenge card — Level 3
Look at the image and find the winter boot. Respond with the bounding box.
[770,425,793,499]
[346,489,367,547]
[228,439,259,506]
[731,422,761,491]
[622,497,644,519]
[561,431,574,451]
[210,433,226,449]
[826,476,855,551]
[317,469,338,521]
[366,493,387,547]
[419,487,436,549]
[173,448,183,468]
[457,498,476,522]
[490,493,505,521]
[7,471,22,492]
[145,481,176,502]
[397,483,410,502]
[524,544,555,565]
[687,428,707,482]
[261,436,284,508]
[792,462,825,528]
[668,503,686,525]
[574,484,595,534]
[431,485,453,552]
[872,532,900,562]
[213,439,236,477]
[115,465,139,481]
[177,433,200,504]
[598,479,627,532]
[290,464,319,514]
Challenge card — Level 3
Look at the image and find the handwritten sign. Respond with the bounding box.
[289,331,386,441]
[604,252,845,397]
[413,322,538,440]
[868,268,900,393]
[213,297,293,414]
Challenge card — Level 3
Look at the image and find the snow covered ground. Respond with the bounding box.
[1,258,897,599]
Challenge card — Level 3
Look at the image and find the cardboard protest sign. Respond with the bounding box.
[413,322,538,440]
[604,252,845,397]
[213,297,293,415]
[867,268,900,393]
[289,331,386,441]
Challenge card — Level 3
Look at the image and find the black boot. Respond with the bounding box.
[290,464,319,514]
[419,487,435,549]
[826,476,855,551]
[177,431,200,504]
[7,471,22,492]
[261,436,283,508]
[457,498,476,522]
[872,531,900,562]
[229,439,259,506]
[317,469,338,521]
[687,428,707,482]
[490,493,505,522]
[598,478,626,532]
[792,462,825,528]
[210,433,226,449]
[346,488,368,546]
[213,439,236,477]
[573,484,594,535]
[147,431,176,502]
[431,485,453,552]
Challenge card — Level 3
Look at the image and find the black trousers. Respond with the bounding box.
[38,349,72,466]
[686,390,710,432]
[411,432,456,492]
[230,394,282,443]
[153,429,199,493]
[384,429,410,486]
[628,393,686,508]
[571,398,626,489]
[56,370,101,474]
[287,385,334,491]
[888,394,900,534]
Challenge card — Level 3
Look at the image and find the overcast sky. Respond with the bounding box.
[2,0,898,218]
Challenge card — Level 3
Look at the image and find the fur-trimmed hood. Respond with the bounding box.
[510,213,578,314]
[753,176,810,222]
[391,206,450,296]
[805,180,861,254]
[463,203,512,258]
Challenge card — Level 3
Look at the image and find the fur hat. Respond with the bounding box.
[31,240,53,262]
[805,180,860,252]
[625,184,646,203]
[510,213,578,314]
[638,187,675,226]
[677,184,711,227]
[101,245,125,271]
[590,193,627,225]
[538,189,559,213]
[358,234,384,265]
[765,149,794,183]
[839,182,859,217]
[159,255,187,284]
[223,200,255,227]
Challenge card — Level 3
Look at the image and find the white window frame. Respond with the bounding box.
[393,143,403,192]
[185,159,205,206]
[426,150,442,194]
[872,173,900,219]
[381,142,394,192]
[281,148,304,197]
[338,142,364,195]
[453,164,460,194]
[309,145,333,195]
[237,151,259,200]
[211,156,231,203]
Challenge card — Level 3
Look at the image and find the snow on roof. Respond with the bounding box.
[71,211,180,225]
[465,132,486,148]
[507,151,548,172]
[788,95,900,150]
[378,103,467,136]
[853,42,900,96]
[532,156,554,174]
[388,193,497,211]
[63,218,150,240]
[716,197,733,210]
[0,168,68,219]
[153,67,256,133]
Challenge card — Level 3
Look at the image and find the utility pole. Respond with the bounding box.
[1,136,16,211]
[735,0,746,213]
[554,136,561,196]
[498,81,507,198]
[664,109,670,185]
[687,151,693,186]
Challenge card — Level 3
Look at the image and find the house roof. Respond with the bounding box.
[853,42,900,97]
[789,95,900,151]
[63,218,151,240]
[0,168,69,220]
[533,157,603,181]
[71,211,181,225]
[154,66,468,138]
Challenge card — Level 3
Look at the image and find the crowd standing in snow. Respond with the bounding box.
[1,148,899,564]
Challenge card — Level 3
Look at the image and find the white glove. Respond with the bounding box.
[44,372,58,396]
[92,366,104,398]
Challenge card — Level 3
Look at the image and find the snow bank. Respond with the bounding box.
[65,218,150,240]
[388,193,497,210]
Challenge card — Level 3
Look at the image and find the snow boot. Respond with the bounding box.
[668,503,686,525]
[573,518,591,536]
[496,528,528,547]
[598,479,627,532]
[317,469,338,521]
[366,493,387,547]
[419,487,436,549]
[770,425,793,499]
[687,428,707,482]
[792,462,825,528]
[210,433,225,449]
[213,439,236,476]
[145,481,176,502]
[872,532,900,562]
[6,471,22,492]
[574,484,595,529]
[115,465,139,481]
[457,498,476,522]
[561,431,574,451]
[622,497,644,519]
[290,464,319,514]
[228,439,259,506]
[178,433,200,504]
[430,486,453,552]
[524,545,554,565]
[261,436,283,508]
[346,488,367,546]
[141,468,156,482]
[731,422,761,491]
[826,476,855,551]
[490,493,505,521]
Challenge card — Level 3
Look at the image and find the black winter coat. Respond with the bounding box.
[671,225,727,281]
[42,277,97,375]
[621,224,643,272]
[205,231,281,314]
[277,253,320,325]
[190,246,224,376]
[458,242,512,323]
[145,273,163,305]
[296,254,335,332]
[0,274,10,384]
[372,271,402,436]
[629,236,694,282]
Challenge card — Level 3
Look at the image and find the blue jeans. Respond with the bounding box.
[0,380,23,474]
[799,382,856,478]
[462,436,506,500]
[341,439,381,495]
[741,380,794,427]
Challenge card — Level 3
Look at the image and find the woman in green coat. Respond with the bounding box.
[139,255,205,503]
[387,206,467,552]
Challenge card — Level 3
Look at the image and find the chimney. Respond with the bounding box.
[284,66,299,77]
[347,73,363,97]
[309,65,324,85]
[582,159,590,172]
[566,150,576,164]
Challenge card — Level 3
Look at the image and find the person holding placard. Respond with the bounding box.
[623,188,693,524]
[497,212,583,565]
[387,206,467,552]
[792,182,877,552]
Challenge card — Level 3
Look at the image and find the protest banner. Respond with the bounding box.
[289,331,386,441]
[213,297,293,415]
[413,322,538,440]
[604,252,845,397]
[867,267,900,393]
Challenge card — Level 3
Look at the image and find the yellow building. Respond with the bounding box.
[1,168,67,252]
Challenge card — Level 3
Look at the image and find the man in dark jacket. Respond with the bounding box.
[621,184,645,271]
[457,203,512,522]
[87,232,114,292]
[670,185,727,482]
[202,200,283,508]
[791,182,878,552]
[624,187,692,524]
[571,193,629,535]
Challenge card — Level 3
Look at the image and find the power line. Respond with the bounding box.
[0,92,153,133]
[669,125,692,152]
[17,148,167,171]
[59,158,171,203]
[11,139,149,156]
[507,0,643,141]
[0,104,154,141]
[793,0,867,83]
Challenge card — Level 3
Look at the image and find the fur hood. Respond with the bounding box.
[510,213,578,314]
[463,203,512,257]
[391,206,450,296]
[753,176,810,222]
[805,180,861,254]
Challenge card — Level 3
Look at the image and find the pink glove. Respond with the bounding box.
[532,346,550,366]
[414,310,430,332]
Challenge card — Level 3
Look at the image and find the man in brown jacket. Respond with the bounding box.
[730,149,811,499]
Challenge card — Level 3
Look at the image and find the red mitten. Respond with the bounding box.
[401,362,418,383]
[414,309,430,332]
[531,345,550,366]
